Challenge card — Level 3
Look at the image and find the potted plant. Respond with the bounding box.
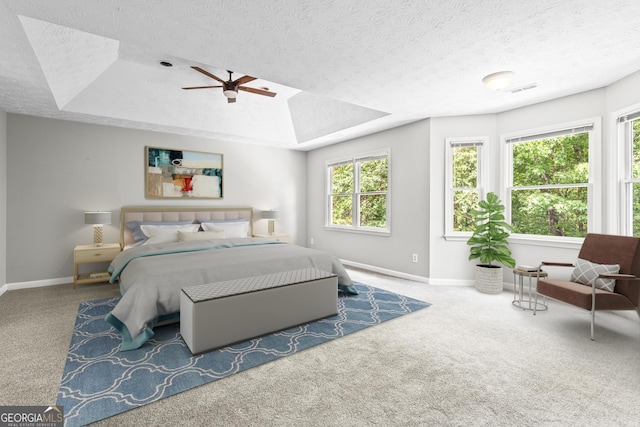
[467,192,516,294]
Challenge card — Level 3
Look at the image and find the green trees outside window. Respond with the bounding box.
[510,132,589,237]
[329,153,389,231]
[450,129,593,238]
[628,119,640,236]
[329,163,354,226]
[452,145,480,232]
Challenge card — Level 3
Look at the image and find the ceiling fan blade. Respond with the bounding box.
[238,86,277,97]
[227,97,236,103]
[234,75,257,85]
[191,66,226,83]
[182,85,223,90]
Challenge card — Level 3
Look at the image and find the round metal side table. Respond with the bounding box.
[512,268,548,312]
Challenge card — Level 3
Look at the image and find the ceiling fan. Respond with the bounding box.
[182,66,277,103]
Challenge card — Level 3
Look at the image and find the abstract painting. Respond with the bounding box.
[145,146,223,199]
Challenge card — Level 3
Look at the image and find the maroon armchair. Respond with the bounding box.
[534,233,640,340]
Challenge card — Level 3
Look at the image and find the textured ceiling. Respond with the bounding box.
[1,0,640,150]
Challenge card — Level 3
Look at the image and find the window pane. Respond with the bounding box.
[359,158,388,192]
[512,133,589,187]
[453,190,478,232]
[633,120,640,179]
[634,183,640,237]
[452,147,477,188]
[359,194,386,228]
[331,195,352,225]
[331,164,354,194]
[511,187,588,237]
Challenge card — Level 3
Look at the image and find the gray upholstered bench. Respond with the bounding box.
[180,268,338,354]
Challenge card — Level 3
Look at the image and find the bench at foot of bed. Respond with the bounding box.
[179,268,338,354]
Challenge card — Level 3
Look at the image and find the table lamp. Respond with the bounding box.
[84,211,111,246]
[262,210,278,235]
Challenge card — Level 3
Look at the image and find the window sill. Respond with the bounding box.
[444,233,472,242]
[324,226,390,237]
[508,234,584,249]
[443,233,584,249]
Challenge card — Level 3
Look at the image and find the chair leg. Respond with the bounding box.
[590,285,596,341]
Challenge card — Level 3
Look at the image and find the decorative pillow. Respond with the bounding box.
[570,258,620,292]
[178,230,226,241]
[140,224,200,245]
[201,221,249,238]
[126,220,194,243]
[199,219,249,223]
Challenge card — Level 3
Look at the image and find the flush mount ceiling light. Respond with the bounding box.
[482,71,515,91]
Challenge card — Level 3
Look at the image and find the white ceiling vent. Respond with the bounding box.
[508,83,538,94]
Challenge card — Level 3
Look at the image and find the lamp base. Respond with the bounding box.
[268,219,275,235]
[93,225,104,246]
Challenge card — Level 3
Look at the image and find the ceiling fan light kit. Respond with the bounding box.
[183,66,276,103]
[482,71,515,91]
[223,89,237,99]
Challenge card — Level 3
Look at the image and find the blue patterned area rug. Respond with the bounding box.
[56,283,430,426]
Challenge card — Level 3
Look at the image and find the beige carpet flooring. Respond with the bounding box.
[1,267,639,426]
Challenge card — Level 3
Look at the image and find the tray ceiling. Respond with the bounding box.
[1,1,639,150]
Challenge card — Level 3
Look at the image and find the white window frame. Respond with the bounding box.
[617,106,640,236]
[325,149,391,236]
[444,136,488,241]
[501,117,601,247]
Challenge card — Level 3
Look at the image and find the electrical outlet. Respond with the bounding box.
[310,238,315,245]
[412,253,418,263]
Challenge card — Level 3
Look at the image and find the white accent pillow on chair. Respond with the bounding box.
[570,258,620,292]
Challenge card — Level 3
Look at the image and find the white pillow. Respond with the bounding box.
[140,224,200,245]
[178,230,226,241]
[201,221,249,238]
[570,258,620,292]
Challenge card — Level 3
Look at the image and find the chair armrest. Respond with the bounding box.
[598,273,639,280]
[540,261,575,268]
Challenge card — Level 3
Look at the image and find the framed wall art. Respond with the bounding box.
[145,146,223,199]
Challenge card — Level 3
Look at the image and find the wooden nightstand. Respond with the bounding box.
[253,233,291,244]
[73,243,121,287]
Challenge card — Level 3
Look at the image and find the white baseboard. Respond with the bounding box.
[340,259,516,288]
[0,268,513,297]
[341,259,477,286]
[341,259,429,283]
[1,276,73,296]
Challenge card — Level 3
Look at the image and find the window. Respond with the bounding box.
[445,137,486,238]
[619,110,640,236]
[505,121,598,238]
[327,149,390,234]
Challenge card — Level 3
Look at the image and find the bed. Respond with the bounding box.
[105,206,356,351]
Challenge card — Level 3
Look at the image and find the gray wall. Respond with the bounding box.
[5,70,640,286]
[306,70,640,283]
[428,72,640,283]
[306,119,431,278]
[0,108,6,286]
[6,115,306,283]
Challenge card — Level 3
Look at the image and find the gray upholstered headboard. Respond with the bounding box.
[120,206,254,248]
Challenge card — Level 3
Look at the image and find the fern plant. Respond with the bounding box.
[467,192,516,268]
